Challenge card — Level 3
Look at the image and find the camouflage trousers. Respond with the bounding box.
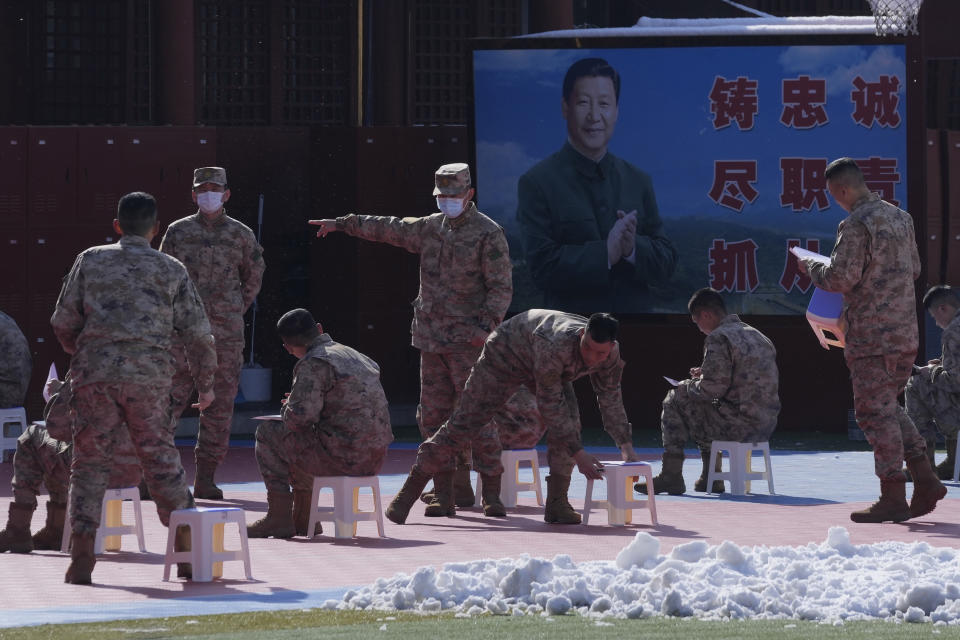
[254,420,388,494]
[494,386,576,476]
[904,371,960,441]
[170,342,244,466]
[660,384,776,456]
[11,424,141,507]
[416,359,580,477]
[70,382,193,534]
[418,349,481,467]
[848,352,926,480]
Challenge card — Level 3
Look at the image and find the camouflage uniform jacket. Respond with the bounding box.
[336,202,512,353]
[50,235,217,391]
[283,333,394,468]
[160,211,265,345]
[482,309,630,455]
[43,375,73,441]
[0,310,31,405]
[929,313,960,393]
[685,314,780,429]
[807,193,920,359]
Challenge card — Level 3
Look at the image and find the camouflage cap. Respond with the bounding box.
[193,166,227,188]
[432,163,471,196]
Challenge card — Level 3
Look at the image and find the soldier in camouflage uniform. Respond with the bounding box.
[309,163,512,516]
[51,191,218,584]
[247,309,394,539]
[0,374,141,554]
[386,310,642,525]
[799,157,945,524]
[161,167,265,500]
[0,310,31,409]
[636,288,780,496]
[905,285,960,479]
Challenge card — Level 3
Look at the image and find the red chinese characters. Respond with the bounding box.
[779,158,829,211]
[780,239,821,293]
[709,161,759,212]
[851,75,901,128]
[709,239,759,292]
[709,76,759,130]
[855,156,901,207]
[780,76,828,129]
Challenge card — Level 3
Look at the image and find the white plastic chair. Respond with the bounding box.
[706,441,775,496]
[0,406,27,462]
[474,449,544,508]
[307,476,385,539]
[163,507,252,582]
[582,461,658,526]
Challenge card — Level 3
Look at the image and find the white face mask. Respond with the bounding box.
[437,196,466,218]
[196,191,223,214]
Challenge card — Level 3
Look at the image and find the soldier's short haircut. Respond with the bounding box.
[688,287,727,316]
[586,312,619,343]
[562,58,620,105]
[824,157,865,188]
[277,308,319,347]
[117,191,158,236]
[923,285,960,311]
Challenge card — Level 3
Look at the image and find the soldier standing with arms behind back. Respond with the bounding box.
[161,167,265,500]
[799,157,946,523]
[51,191,218,584]
[309,163,513,517]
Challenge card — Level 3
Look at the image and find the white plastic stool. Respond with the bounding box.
[582,461,658,526]
[60,486,146,554]
[707,441,775,496]
[163,507,252,582]
[0,407,27,462]
[474,449,544,508]
[307,476,385,539]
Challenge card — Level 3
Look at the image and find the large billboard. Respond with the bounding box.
[473,43,907,315]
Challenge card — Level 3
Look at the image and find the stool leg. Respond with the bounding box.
[581,478,595,525]
[763,448,775,494]
[212,522,224,579]
[194,522,213,582]
[237,519,253,579]
[104,499,122,552]
[372,482,386,538]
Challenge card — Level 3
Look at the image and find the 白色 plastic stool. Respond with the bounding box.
[60,486,146,554]
[706,441,775,496]
[474,448,544,508]
[0,407,27,463]
[582,461,658,526]
[163,507,253,582]
[307,476,385,539]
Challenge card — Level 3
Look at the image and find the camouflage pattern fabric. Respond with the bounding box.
[70,382,193,533]
[850,352,926,480]
[335,202,512,354]
[168,342,242,466]
[806,193,920,360]
[50,235,217,391]
[160,210,264,463]
[906,313,960,440]
[254,334,393,494]
[50,235,211,534]
[661,314,780,455]
[417,349,481,439]
[11,422,141,508]
[0,310,31,408]
[806,193,924,479]
[159,211,264,346]
[415,310,631,476]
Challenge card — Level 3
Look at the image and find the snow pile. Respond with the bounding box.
[328,527,960,624]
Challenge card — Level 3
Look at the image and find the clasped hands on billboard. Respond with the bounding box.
[473,44,906,315]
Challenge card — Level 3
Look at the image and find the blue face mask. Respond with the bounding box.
[436,196,466,218]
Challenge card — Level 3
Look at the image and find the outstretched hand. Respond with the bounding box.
[308,219,337,238]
